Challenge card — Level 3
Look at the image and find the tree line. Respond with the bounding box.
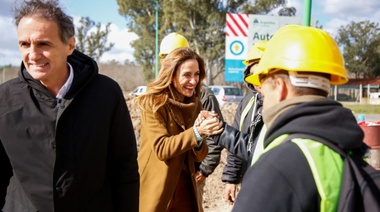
[75,0,380,83]
[116,0,296,84]
[336,20,380,78]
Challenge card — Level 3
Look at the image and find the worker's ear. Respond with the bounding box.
[275,77,288,102]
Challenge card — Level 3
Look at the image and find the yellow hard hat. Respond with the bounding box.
[245,25,348,86]
[159,32,189,58]
[243,40,267,65]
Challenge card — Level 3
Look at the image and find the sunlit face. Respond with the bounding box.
[17,16,75,87]
[172,59,200,97]
[260,76,279,112]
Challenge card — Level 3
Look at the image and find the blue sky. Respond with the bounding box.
[60,0,126,28]
[1,0,380,66]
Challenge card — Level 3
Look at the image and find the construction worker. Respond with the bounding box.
[159,32,190,58]
[159,32,224,210]
[210,41,267,205]
[231,25,365,212]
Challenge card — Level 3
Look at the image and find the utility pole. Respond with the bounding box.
[302,0,312,26]
[155,0,159,78]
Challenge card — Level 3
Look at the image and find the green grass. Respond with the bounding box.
[342,103,380,114]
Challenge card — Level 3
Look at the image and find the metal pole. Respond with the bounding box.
[155,0,159,78]
[367,84,370,98]
[302,0,312,26]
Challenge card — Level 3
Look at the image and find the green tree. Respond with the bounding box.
[76,17,115,61]
[116,0,295,83]
[335,20,380,78]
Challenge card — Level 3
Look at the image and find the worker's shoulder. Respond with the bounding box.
[201,84,215,97]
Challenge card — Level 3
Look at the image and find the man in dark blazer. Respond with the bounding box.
[0,0,139,211]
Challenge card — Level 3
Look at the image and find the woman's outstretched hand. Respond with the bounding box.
[194,110,224,137]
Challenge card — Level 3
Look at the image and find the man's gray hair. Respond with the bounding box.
[13,0,75,44]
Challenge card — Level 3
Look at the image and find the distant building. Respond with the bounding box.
[330,78,380,104]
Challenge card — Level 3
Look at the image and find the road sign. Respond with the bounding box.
[225,13,316,82]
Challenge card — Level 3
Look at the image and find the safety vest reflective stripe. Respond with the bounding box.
[292,138,343,212]
[239,96,255,131]
[250,125,267,166]
[260,135,343,212]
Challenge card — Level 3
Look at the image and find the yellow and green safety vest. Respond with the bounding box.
[258,135,344,212]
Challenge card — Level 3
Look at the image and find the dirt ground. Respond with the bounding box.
[126,93,380,211]
[126,95,238,212]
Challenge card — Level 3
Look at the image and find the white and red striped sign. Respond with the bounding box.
[226,13,249,37]
[225,13,315,82]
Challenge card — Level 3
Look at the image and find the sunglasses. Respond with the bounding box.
[258,69,286,83]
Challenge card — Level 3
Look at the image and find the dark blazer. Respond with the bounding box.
[0,50,139,212]
[219,91,264,183]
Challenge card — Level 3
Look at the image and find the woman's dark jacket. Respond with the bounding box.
[0,50,139,212]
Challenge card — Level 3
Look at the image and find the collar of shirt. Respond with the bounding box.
[56,62,74,99]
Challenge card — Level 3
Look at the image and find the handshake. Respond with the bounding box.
[194,110,224,138]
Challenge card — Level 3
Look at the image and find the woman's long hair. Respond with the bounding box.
[137,47,206,112]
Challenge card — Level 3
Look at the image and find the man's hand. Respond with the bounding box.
[194,110,223,137]
[195,171,206,183]
[225,183,237,205]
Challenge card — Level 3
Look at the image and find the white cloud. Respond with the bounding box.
[286,0,303,14]
[316,0,380,36]
[0,15,137,66]
[72,15,138,64]
[267,0,380,41]
[268,0,303,16]
[98,23,138,64]
[264,0,380,38]
[1,1,379,66]
[0,15,19,66]
[320,0,380,17]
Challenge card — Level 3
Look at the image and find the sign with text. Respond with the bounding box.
[225,13,316,82]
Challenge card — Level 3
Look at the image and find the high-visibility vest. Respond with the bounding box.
[259,135,344,212]
[239,93,267,166]
[239,95,256,131]
[250,125,266,166]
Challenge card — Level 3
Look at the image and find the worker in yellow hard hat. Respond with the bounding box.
[232,25,365,212]
[159,32,190,58]
[242,40,267,65]
[242,40,267,91]
[209,40,268,205]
